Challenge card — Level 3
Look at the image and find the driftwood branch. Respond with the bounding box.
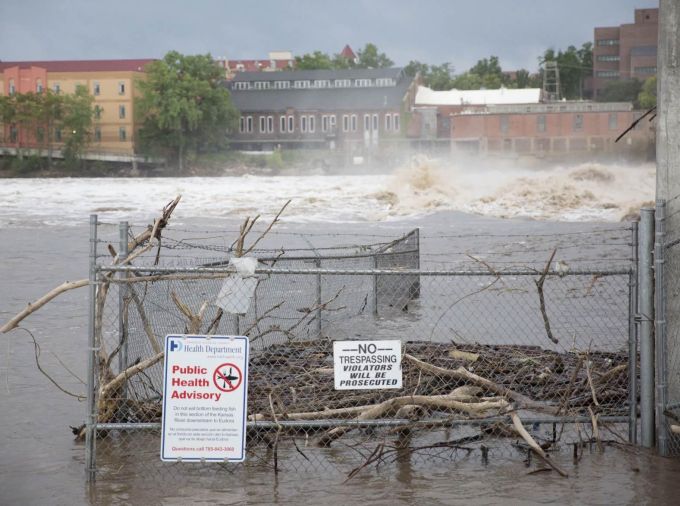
[1,279,89,334]
[535,248,559,344]
[510,412,568,477]
[316,393,509,446]
[403,354,558,414]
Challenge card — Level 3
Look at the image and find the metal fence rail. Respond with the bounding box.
[84,219,638,482]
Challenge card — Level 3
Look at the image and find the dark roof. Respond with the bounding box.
[230,74,413,112]
[0,59,155,72]
[231,67,404,83]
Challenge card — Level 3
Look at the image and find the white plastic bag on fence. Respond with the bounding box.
[215,257,258,315]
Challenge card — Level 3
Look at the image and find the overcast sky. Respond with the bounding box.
[0,0,659,72]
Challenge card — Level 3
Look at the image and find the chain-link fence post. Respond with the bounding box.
[372,255,378,317]
[316,258,322,336]
[118,221,129,380]
[655,199,669,455]
[629,220,639,444]
[85,214,98,482]
[640,209,655,447]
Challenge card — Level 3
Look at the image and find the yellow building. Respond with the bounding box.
[0,59,154,160]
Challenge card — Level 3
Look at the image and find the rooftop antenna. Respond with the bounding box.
[542,60,561,101]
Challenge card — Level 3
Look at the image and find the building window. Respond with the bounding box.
[308,115,315,133]
[293,80,311,89]
[500,116,509,134]
[246,116,253,133]
[329,115,336,131]
[343,114,350,132]
[300,115,307,133]
[537,115,546,133]
[119,127,127,141]
[335,79,351,88]
[351,114,358,131]
[375,78,395,86]
[119,105,126,119]
[364,114,370,131]
[267,116,274,133]
[573,114,583,131]
[608,113,618,130]
[280,116,287,133]
[254,81,270,90]
[393,114,400,132]
[597,39,619,46]
[634,66,657,75]
[118,82,126,95]
[259,116,266,133]
[55,128,62,142]
[36,80,43,93]
[36,127,45,143]
[9,125,18,142]
[94,127,101,142]
[9,79,16,95]
[355,79,372,87]
[239,117,245,133]
[596,55,620,62]
[322,115,329,133]
[274,81,290,89]
[385,114,392,131]
[93,82,101,95]
[314,80,330,88]
[94,106,102,120]
[234,82,251,90]
[53,83,61,94]
[288,116,294,132]
[372,114,379,131]
[596,70,620,78]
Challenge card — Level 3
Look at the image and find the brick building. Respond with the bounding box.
[413,86,542,139]
[0,59,154,159]
[449,102,652,157]
[593,7,658,98]
[227,68,416,150]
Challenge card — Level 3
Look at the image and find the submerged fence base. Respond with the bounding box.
[84,216,641,481]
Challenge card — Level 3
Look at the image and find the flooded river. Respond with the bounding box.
[1,168,679,505]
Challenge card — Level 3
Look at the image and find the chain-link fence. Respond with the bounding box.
[84,218,638,483]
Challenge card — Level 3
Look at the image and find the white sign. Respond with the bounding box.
[333,340,402,390]
[161,335,249,462]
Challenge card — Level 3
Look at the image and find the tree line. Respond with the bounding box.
[0,86,94,166]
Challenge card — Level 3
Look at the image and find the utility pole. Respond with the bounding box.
[655,0,680,456]
[657,0,680,200]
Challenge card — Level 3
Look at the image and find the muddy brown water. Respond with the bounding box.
[2,214,680,505]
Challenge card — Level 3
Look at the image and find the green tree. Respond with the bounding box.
[404,60,430,78]
[638,76,657,108]
[294,51,334,70]
[136,51,239,172]
[597,78,643,105]
[355,43,393,69]
[451,72,483,90]
[61,85,94,165]
[427,63,456,90]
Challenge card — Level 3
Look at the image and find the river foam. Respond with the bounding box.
[0,159,655,227]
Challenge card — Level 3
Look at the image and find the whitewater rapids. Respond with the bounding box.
[0,160,655,227]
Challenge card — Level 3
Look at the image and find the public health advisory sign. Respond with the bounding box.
[333,340,402,390]
[161,335,249,462]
